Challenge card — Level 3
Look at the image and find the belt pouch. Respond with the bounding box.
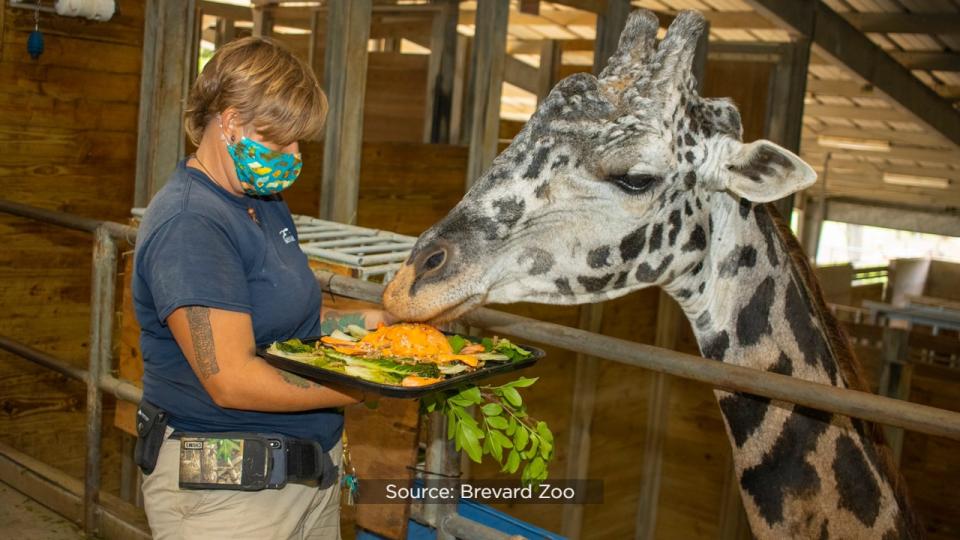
[133,400,168,475]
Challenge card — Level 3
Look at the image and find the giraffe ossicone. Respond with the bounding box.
[384,9,919,539]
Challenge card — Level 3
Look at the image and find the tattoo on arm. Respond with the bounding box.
[277,369,315,389]
[185,307,219,378]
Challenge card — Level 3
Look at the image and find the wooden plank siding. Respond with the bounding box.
[0,0,144,499]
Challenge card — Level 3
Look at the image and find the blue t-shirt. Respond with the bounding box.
[132,159,342,451]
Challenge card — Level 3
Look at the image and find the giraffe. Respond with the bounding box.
[383,9,920,540]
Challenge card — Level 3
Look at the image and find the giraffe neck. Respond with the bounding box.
[662,196,918,539]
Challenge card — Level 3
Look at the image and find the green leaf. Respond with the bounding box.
[506,416,517,436]
[486,416,508,430]
[540,438,552,460]
[453,407,480,431]
[502,376,538,388]
[481,403,503,416]
[448,396,473,407]
[528,456,546,480]
[491,430,513,449]
[503,449,520,474]
[502,387,522,408]
[536,421,554,444]
[514,426,529,452]
[458,422,482,463]
[447,335,466,353]
[446,410,456,440]
[481,337,494,351]
[524,438,539,460]
[487,430,503,462]
[458,386,482,405]
[464,419,485,440]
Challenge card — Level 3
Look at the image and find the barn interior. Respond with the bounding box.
[1,0,959,539]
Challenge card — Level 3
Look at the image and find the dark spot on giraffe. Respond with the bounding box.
[636,254,673,283]
[523,145,551,179]
[769,352,793,376]
[740,405,833,526]
[818,520,829,540]
[550,155,569,171]
[708,215,714,236]
[613,271,629,289]
[754,205,779,267]
[701,330,729,361]
[555,278,573,296]
[682,224,707,252]
[692,261,703,275]
[684,132,696,146]
[698,282,705,293]
[619,225,647,262]
[676,134,684,147]
[684,151,695,164]
[737,276,775,346]
[669,190,681,203]
[695,311,710,329]
[719,245,757,277]
[441,210,500,242]
[684,171,696,189]
[667,210,682,246]
[739,198,752,219]
[648,223,663,252]
[684,200,693,216]
[785,280,838,384]
[718,392,770,447]
[587,246,611,269]
[833,434,881,527]
[535,182,550,199]
[727,144,795,182]
[518,248,555,276]
[578,273,614,293]
[492,198,525,230]
[695,197,702,210]
[676,288,692,300]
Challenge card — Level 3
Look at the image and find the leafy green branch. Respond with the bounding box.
[422,376,554,485]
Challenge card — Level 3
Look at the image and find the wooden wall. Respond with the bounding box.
[924,260,960,302]
[0,0,143,496]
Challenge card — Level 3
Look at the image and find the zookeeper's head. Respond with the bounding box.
[184,36,327,197]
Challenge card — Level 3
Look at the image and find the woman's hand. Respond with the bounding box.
[167,305,364,411]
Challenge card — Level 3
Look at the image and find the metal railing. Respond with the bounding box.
[3,199,960,538]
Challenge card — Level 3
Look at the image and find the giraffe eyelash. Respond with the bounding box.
[607,173,662,195]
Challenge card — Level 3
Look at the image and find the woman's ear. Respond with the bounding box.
[709,139,817,203]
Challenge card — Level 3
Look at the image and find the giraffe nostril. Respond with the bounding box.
[423,250,447,272]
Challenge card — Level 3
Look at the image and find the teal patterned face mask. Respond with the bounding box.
[225,136,303,196]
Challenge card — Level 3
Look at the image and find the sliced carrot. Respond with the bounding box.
[435,353,480,367]
[320,336,358,346]
[459,344,485,355]
[401,375,443,387]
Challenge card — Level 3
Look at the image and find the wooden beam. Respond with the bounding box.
[465,0,509,188]
[825,198,960,238]
[320,0,372,223]
[423,0,459,143]
[801,142,960,166]
[537,40,562,103]
[592,0,631,75]
[806,78,877,98]
[559,303,604,540]
[214,17,236,47]
[889,50,960,72]
[449,34,471,145]
[252,2,275,37]
[503,55,539,94]
[844,12,960,35]
[134,0,199,207]
[804,103,908,122]
[806,125,953,149]
[747,0,960,148]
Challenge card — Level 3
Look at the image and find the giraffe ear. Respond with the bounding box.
[715,139,817,203]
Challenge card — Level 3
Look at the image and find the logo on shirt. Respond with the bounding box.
[279,227,296,244]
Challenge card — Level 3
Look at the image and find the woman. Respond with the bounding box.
[133,37,364,539]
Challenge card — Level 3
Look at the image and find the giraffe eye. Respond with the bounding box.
[610,173,660,194]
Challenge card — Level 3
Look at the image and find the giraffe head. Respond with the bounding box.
[383,10,815,322]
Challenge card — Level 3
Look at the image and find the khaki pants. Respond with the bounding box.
[142,427,343,540]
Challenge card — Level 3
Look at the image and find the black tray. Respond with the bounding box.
[257,336,544,398]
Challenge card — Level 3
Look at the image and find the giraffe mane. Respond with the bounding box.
[763,203,923,538]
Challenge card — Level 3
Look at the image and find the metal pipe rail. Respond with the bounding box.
[315,271,960,442]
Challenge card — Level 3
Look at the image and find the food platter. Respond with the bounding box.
[256,324,544,398]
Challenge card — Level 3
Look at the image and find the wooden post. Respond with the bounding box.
[449,35,471,145]
[559,302,604,539]
[134,0,200,207]
[879,327,912,464]
[320,0,372,223]
[214,17,236,47]
[465,0,508,188]
[633,291,683,540]
[537,39,561,103]
[308,10,322,76]
[592,0,631,74]
[252,2,275,37]
[423,0,459,144]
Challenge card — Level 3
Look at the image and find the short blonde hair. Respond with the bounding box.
[185,37,327,146]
